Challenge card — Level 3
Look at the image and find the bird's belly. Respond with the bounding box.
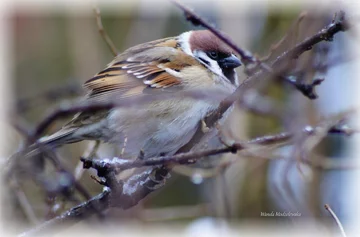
[107,100,216,159]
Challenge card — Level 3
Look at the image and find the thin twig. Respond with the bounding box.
[247,11,347,96]
[271,11,348,68]
[324,204,347,237]
[19,190,111,237]
[16,83,82,114]
[35,147,105,219]
[260,11,308,62]
[19,120,357,237]
[81,119,357,173]
[170,4,349,156]
[172,0,342,101]
[20,165,170,237]
[8,124,105,221]
[81,146,236,174]
[9,178,41,225]
[172,0,272,73]
[93,6,118,56]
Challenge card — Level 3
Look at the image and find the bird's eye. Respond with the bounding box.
[207,51,218,59]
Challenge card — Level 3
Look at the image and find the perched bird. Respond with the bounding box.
[37,30,241,159]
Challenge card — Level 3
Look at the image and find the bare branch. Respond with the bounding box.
[168,5,350,161]
[81,115,357,174]
[20,166,169,237]
[172,1,348,101]
[16,83,82,115]
[245,11,348,98]
[9,178,40,225]
[260,11,308,62]
[271,11,348,68]
[19,190,111,237]
[18,113,357,237]
[81,146,235,173]
[172,0,272,72]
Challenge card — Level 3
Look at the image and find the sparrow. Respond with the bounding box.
[37,30,242,159]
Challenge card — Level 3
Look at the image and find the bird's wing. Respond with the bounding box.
[84,37,200,100]
[64,36,200,128]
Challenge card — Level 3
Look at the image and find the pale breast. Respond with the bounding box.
[107,98,217,159]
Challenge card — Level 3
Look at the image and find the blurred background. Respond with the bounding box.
[3,0,360,235]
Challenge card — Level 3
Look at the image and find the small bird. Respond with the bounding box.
[37,30,241,159]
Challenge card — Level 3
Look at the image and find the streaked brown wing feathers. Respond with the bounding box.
[64,37,191,128]
[84,59,183,100]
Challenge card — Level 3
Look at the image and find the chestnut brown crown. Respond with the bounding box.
[189,30,233,56]
[186,30,241,84]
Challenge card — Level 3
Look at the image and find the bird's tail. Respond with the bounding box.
[10,127,80,167]
[36,127,81,148]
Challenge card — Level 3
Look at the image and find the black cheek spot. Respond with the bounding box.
[173,69,180,72]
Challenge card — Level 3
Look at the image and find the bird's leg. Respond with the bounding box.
[146,165,171,190]
[88,140,101,158]
[120,135,128,156]
[137,149,145,160]
[135,150,171,190]
[216,124,236,148]
[219,135,236,149]
[201,119,210,133]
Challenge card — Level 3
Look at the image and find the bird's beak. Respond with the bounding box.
[218,54,242,69]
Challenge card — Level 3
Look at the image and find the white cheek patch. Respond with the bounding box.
[179,31,224,80]
[193,50,226,81]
